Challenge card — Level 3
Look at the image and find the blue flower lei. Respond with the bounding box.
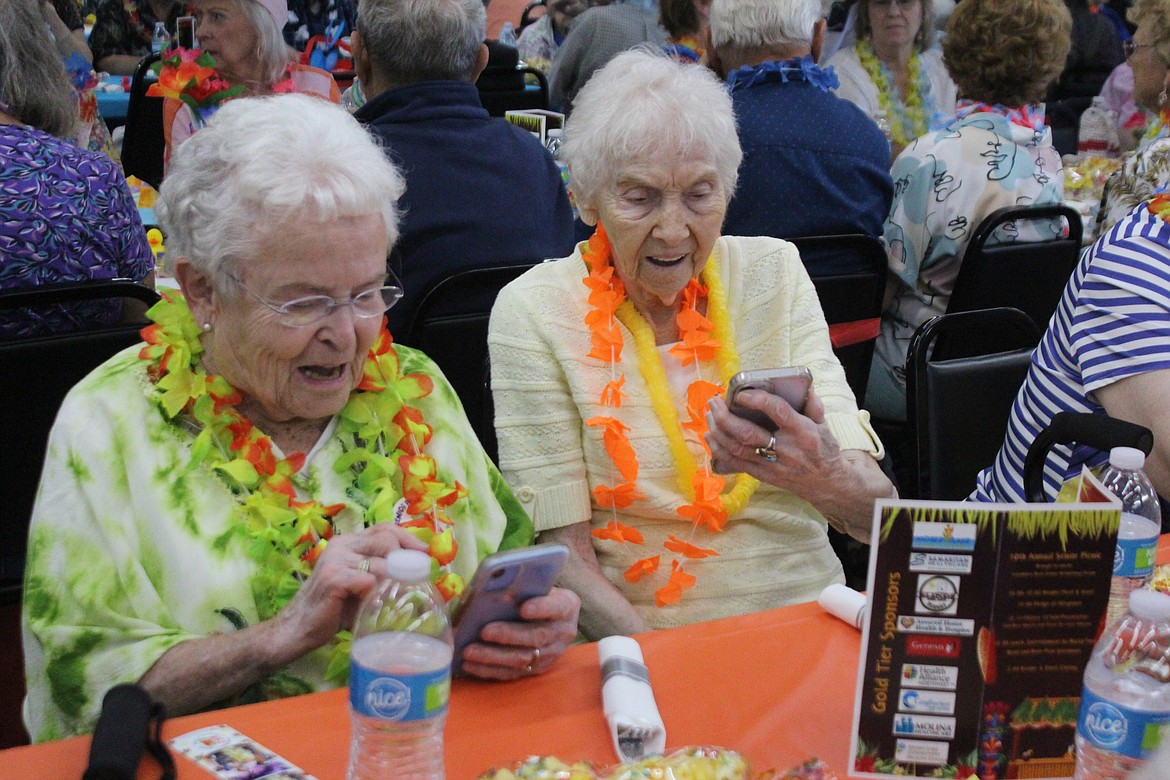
[725,55,840,94]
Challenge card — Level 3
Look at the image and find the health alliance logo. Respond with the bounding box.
[1083,701,1128,749]
[365,677,411,720]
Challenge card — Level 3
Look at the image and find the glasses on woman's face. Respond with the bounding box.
[230,274,404,327]
[870,0,919,10]
[1124,39,1158,60]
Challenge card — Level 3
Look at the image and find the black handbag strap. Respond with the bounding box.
[83,684,175,780]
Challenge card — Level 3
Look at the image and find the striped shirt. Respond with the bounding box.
[972,203,1170,503]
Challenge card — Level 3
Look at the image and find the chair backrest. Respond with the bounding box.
[399,264,538,456]
[477,66,549,117]
[947,203,1083,334]
[121,52,165,190]
[1023,412,1154,503]
[519,0,547,31]
[0,281,160,604]
[906,307,1041,500]
[789,234,887,405]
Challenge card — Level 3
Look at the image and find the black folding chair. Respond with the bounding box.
[790,234,887,406]
[906,307,1041,500]
[476,41,549,117]
[0,281,160,605]
[947,203,1083,335]
[120,52,165,190]
[519,0,547,31]
[1023,412,1155,504]
[399,264,537,457]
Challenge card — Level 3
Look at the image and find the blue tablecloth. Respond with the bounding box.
[95,77,130,124]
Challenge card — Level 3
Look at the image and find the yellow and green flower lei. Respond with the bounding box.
[856,39,928,150]
[138,292,468,680]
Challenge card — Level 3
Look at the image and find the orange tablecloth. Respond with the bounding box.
[0,601,863,779]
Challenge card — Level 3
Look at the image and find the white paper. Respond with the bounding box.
[818,582,867,629]
[598,635,666,763]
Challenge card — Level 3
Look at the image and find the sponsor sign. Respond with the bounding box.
[896,615,974,636]
[915,574,960,616]
[894,739,950,766]
[904,635,961,658]
[901,664,959,691]
[892,714,957,740]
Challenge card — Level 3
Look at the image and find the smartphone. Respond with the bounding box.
[176,16,196,49]
[726,366,813,431]
[449,543,569,675]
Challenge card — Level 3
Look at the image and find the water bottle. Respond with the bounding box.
[1074,589,1170,779]
[348,549,453,780]
[1100,447,1163,626]
[340,77,366,113]
[498,21,517,48]
[873,109,894,159]
[151,21,171,54]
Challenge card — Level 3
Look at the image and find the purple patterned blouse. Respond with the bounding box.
[0,124,154,339]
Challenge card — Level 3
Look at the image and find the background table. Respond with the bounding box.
[95,76,130,126]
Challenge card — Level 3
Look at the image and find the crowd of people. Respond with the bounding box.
[4,0,1170,758]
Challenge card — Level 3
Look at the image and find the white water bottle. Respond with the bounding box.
[347,549,453,780]
[1100,447,1163,626]
[1074,589,1170,779]
[151,21,171,54]
[498,21,517,48]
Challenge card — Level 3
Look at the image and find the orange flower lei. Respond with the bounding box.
[1148,193,1170,223]
[582,225,759,607]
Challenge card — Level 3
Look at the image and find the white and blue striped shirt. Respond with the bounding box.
[973,203,1170,503]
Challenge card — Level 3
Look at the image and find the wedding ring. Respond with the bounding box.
[755,434,778,462]
[356,556,371,574]
[525,663,534,675]
[532,647,542,666]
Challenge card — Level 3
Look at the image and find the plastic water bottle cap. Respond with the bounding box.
[1108,446,1146,471]
[384,549,431,582]
[1128,588,1170,621]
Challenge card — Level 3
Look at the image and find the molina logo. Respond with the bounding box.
[365,677,411,720]
[1084,702,1128,749]
[917,575,959,615]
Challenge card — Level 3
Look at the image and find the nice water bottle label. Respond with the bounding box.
[350,662,451,722]
[1078,686,1170,759]
[1114,535,1158,577]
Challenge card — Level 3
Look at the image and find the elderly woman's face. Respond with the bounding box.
[1130,24,1170,109]
[206,214,388,427]
[867,0,923,54]
[193,0,260,84]
[590,155,726,315]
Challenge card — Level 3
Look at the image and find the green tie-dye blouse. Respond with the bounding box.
[22,342,532,742]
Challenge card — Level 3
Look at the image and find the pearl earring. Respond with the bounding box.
[1160,89,1168,106]
[202,322,212,332]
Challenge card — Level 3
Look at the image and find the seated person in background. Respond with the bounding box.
[0,0,153,340]
[90,0,187,75]
[660,0,709,62]
[22,94,579,741]
[283,0,358,52]
[42,0,93,64]
[163,0,340,159]
[1045,0,1125,156]
[548,0,668,113]
[865,0,1072,422]
[823,0,956,158]
[518,0,590,75]
[489,50,893,639]
[973,199,1170,504]
[710,0,893,275]
[351,0,575,334]
[1095,0,1170,238]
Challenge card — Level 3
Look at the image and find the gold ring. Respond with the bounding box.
[755,435,778,462]
[356,556,371,574]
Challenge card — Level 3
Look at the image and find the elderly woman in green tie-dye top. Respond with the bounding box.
[21,93,579,742]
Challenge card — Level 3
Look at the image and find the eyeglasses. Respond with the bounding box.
[871,0,919,8]
[229,274,404,327]
[1124,40,1157,59]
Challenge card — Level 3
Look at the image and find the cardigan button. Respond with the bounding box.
[517,487,536,503]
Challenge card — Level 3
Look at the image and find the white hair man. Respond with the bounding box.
[350,0,576,334]
[710,0,893,275]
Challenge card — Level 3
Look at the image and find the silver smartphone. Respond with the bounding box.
[449,543,569,675]
[725,366,813,431]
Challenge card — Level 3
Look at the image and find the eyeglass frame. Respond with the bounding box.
[869,0,920,9]
[1124,39,1159,60]
[226,272,405,328]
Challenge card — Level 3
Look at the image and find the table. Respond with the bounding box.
[3,536,1167,779]
[95,77,131,125]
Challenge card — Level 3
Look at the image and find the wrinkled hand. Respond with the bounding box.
[459,587,581,681]
[273,523,428,656]
[705,388,842,495]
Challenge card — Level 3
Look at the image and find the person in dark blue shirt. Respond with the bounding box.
[710,0,893,276]
[351,0,576,335]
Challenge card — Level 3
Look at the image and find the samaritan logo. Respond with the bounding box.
[1084,701,1128,749]
[365,677,411,720]
[916,575,959,615]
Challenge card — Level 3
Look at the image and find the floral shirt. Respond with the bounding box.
[89,0,187,66]
[517,14,562,75]
[23,337,533,741]
[0,124,153,339]
[1094,130,1170,241]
